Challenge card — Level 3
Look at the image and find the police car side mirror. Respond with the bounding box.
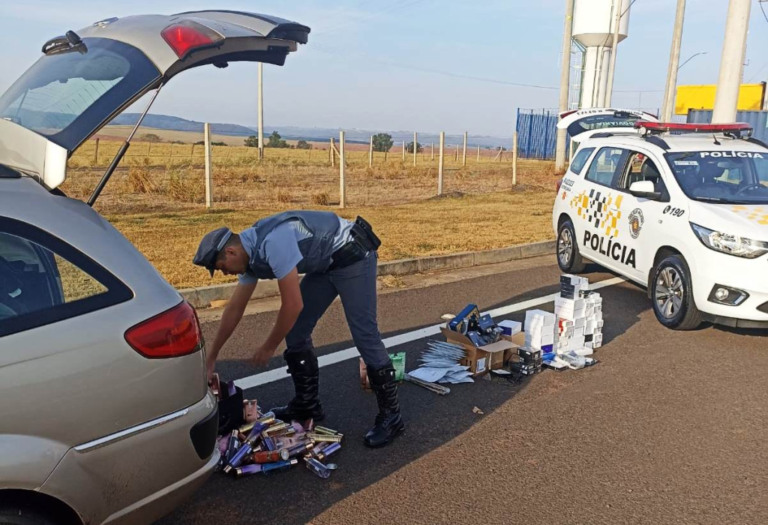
[629,180,662,201]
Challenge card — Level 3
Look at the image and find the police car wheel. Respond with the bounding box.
[557,219,585,273]
[650,255,703,330]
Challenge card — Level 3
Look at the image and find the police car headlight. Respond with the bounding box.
[691,223,768,259]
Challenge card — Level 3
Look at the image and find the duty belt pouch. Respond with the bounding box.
[351,216,381,251]
[217,380,244,436]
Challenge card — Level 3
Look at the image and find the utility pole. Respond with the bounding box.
[661,0,686,122]
[604,0,622,107]
[555,0,575,174]
[258,63,264,160]
[712,0,751,123]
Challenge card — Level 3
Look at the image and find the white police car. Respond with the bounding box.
[553,111,768,330]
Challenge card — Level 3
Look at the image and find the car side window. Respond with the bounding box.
[0,218,132,337]
[585,147,627,188]
[619,152,668,196]
[568,147,595,176]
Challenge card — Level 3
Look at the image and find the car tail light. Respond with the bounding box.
[125,301,203,358]
[161,20,223,59]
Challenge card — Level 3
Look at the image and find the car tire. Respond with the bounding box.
[557,219,586,273]
[650,254,703,330]
[0,506,60,525]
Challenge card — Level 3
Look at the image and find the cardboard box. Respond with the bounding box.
[440,327,514,376]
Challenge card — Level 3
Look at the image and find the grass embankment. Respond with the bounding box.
[61,131,557,289]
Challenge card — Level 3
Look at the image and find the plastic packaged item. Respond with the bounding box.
[305,457,332,479]
[389,352,406,382]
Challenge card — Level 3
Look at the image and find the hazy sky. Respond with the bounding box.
[2,0,768,137]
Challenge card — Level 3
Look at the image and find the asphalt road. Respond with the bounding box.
[158,255,768,525]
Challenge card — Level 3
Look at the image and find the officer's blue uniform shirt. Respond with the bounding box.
[238,216,354,283]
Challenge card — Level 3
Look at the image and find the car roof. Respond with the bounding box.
[578,132,768,154]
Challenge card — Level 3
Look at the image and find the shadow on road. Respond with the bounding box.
[158,263,650,524]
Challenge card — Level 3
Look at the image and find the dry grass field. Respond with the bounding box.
[61,127,558,289]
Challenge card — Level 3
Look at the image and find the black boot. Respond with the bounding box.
[271,349,324,422]
[364,365,405,448]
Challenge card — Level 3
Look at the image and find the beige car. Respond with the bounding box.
[0,10,309,525]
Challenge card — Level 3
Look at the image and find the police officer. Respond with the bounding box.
[193,211,403,448]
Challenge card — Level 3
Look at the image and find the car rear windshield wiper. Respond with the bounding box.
[42,30,87,56]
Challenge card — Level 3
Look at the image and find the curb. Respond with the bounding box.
[180,240,555,309]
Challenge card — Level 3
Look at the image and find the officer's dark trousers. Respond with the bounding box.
[284,251,390,369]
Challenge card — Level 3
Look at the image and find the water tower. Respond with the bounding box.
[572,0,631,108]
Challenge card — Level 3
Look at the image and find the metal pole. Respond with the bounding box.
[712,0,751,123]
[369,135,373,168]
[555,0,575,174]
[258,62,264,161]
[512,131,518,186]
[661,0,686,122]
[604,0,622,107]
[339,131,346,209]
[431,142,434,161]
[413,132,418,166]
[462,132,467,166]
[94,138,100,165]
[204,123,213,208]
[477,144,480,162]
[402,141,405,161]
[330,137,335,168]
[438,132,444,196]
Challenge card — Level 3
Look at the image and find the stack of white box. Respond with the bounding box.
[524,309,556,352]
[554,275,604,355]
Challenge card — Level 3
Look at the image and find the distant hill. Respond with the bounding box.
[114,113,513,148]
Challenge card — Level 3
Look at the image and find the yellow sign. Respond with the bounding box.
[675,84,766,115]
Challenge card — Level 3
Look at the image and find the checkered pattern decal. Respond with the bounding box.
[732,205,768,226]
[570,189,624,238]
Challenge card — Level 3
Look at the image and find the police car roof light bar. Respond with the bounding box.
[634,121,753,137]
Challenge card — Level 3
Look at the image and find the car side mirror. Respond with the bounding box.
[629,180,662,201]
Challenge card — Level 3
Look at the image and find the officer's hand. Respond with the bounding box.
[251,344,276,367]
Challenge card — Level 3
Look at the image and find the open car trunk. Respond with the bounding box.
[0,10,309,190]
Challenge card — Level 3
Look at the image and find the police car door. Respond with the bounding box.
[572,146,633,272]
[612,148,672,283]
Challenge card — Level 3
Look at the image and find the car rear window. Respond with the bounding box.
[569,147,595,175]
[0,38,160,152]
[0,217,132,337]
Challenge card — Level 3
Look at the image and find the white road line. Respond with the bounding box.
[234,276,626,390]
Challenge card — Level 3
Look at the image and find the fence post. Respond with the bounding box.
[330,137,335,168]
[339,131,346,209]
[413,132,418,166]
[94,138,100,165]
[431,142,434,161]
[369,135,373,168]
[402,141,405,161]
[438,131,445,196]
[512,131,518,186]
[476,144,480,162]
[462,132,467,166]
[204,123,213,208]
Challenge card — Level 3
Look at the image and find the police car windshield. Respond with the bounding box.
[665,151,768,204]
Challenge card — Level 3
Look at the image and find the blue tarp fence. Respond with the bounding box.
[687,109,768,143]
[516,109,557,160]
